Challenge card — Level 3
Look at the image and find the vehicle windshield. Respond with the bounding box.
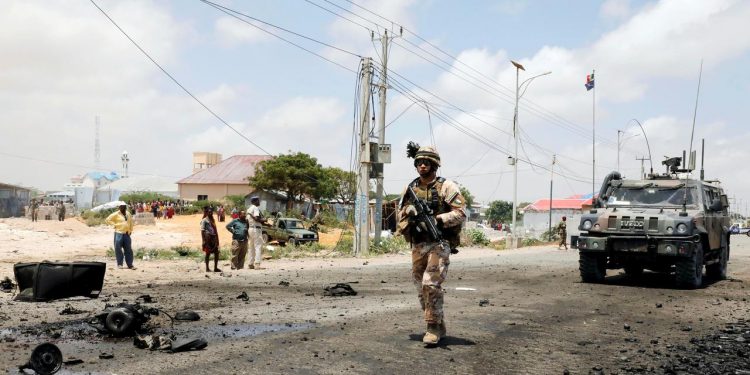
[607,185,699,207]
[284,220,305,229]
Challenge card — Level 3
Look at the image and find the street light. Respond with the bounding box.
[617,130,639,172]
[510,60,551,248]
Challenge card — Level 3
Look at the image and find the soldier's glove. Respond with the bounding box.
[404,205,418,217]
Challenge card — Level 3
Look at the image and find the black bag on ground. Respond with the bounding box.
[13,261,106,302]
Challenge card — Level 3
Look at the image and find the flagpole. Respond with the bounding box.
[592,69,596,202]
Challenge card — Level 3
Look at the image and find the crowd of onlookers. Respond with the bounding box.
[129,200,188,219]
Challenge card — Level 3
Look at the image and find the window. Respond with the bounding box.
[197,195,208,201]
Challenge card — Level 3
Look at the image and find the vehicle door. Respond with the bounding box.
[703,187,720,250]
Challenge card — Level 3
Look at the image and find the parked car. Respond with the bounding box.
[729,224,750,235]
[262,217,318,246]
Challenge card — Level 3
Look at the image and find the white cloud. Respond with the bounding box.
[214,16,271,46]
[600,0,632,20]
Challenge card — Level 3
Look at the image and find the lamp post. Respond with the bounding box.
[510,60,551,248]
[616,130,639,172]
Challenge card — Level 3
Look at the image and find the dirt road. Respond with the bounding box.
[1,222,749,374]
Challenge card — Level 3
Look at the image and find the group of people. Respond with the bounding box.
[201,197,265,272]
[28,198,69,222]
[131,200,186,219]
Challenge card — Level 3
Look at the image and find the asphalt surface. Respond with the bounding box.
[2,235,750,374]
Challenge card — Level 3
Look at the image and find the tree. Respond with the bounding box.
[324,167,356,203]
[460,186,474,207]
[248,152,329,208]
[486,200,516,224]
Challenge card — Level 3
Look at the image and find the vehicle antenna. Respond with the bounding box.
[682,59,703,213]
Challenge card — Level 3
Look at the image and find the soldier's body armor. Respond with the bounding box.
[407,177,461,248]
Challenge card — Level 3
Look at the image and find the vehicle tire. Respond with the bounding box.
[675,246,703,289]
[706,244,728,280]
[288,237,299,247]
[579,253,606,283]
[105,308,136,335]
[262,233,269,243]
[746,231,750,237]
[623,263,644,278]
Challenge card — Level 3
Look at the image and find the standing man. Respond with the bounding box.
[557,216,568,250]
[30,198,39,222]
[397,144,466,345]
[57,202,66,221]
[226,210,250,270]
[247,196,266,270]
[105,203,136,270]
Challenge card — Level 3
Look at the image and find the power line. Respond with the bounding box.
[90,0,272,156]
[200,0,360,73]
[338,0,618,146]
[0,151,183,179]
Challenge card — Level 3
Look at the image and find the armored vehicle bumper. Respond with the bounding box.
[577,235,699,258]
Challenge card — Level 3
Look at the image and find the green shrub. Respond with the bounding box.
[464,228,490,246]
[334,232,354,255]
[81,209,117,227]
[119,192,174,203]
[371,235,408,254]
[224,195,246,211]
[521,237,542,247]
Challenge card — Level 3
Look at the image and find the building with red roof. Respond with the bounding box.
[177,155,272,201]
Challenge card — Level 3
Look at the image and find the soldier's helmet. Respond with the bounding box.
[414,146,441,167]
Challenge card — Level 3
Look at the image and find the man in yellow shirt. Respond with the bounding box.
[105,203,136,270]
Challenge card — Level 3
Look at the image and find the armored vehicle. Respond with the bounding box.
[577,158,730,289]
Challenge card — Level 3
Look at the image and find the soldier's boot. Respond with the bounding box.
[423,324,441,345]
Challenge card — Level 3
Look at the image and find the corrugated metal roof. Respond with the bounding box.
[177,155,272,184]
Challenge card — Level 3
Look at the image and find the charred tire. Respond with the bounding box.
[675,246,703,289]
[105,308,136,335]
[706,245,728,280]
[579,253,606,283]
[262,233,269,243]
[624,263,644,278]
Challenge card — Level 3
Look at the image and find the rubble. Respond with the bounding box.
[59,303,86,315]
[174,310,200,321]
[323,283,357,297]
[0,276,15,292]
[18,343,62,375]
[237,291,250,301]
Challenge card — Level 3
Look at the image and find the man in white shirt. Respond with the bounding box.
[247,196,265,269]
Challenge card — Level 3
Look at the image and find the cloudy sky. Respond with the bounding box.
[1,0,749,211]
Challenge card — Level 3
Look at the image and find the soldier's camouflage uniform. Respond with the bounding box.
[557,220,567,249]
[397,177,466,325]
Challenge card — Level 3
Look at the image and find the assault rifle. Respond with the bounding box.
[406,186,458,254]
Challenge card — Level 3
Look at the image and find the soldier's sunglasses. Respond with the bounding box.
[415,159,432,167]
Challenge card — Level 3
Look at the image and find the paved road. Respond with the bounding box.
[3,236,750,374]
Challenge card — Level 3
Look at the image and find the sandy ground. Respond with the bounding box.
[1,216,749,374]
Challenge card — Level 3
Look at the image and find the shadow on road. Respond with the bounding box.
[594,271,726,289]
[408,334,477,349]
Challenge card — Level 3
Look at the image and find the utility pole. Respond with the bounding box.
[374,29,398,245]
[636,156,650,178]
[548,155,556,241]
[355,58,373,257]
[617,130,622,172]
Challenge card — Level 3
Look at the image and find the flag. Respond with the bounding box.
[585,72,595,91]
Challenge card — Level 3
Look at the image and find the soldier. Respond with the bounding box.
[57,202,66,221]
[30,198,39,222]
[557,216,568,250]
[397,144,466,345]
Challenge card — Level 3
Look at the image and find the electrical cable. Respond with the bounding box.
[200,0,359,73]
[90,0,272,156]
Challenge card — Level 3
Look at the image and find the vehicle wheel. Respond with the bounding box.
[675,246,703,289]
[623,263,644,278]
[288,237,299,247]
[746,231,750,237]
[579,253,606,283]
[706,244,728,280]
[105,308,136,335]
[262,233,269,243]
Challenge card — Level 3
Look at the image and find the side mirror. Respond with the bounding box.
[710,198,722,212]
